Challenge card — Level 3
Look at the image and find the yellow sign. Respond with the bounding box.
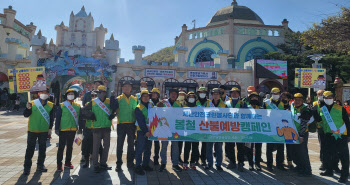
[294,68,326,89]
[8,67,45,93]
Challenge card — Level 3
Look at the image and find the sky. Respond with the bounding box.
[1,0,348,61]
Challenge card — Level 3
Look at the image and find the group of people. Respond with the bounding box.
[22,80,350,183]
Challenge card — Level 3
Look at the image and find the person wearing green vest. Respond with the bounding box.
[82,85,118,173]
[81,91,102,168]
[182,91,200,170]
[115,81,137,172]
[225,87,249,172]
[134,90,154,175]
[196,87,210,166]
[246,92,264,171]
[55,89,83,171]
[150,88,161,166]
[23,88,55,175]
[315,91,350,183]
[288,93,312,177]
[263,87,286,172]
[205,88,227,172]
[157,88,183,172]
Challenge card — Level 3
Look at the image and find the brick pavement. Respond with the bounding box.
[0,111,349,185]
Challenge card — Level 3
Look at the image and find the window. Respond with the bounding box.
[195,49,214,63]
[246,48,267,61]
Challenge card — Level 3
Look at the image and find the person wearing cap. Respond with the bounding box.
[245,92,263,171]
[206,88,227,172]
[182,91,200,170]
[288,93,312,177]
[82,80,103,107]
[177,89,187,106]
[82,85,118,173]
[136,81,148,104]
[196,87,210,166]
[113,80,137,172]
[312,89,326,170]
[314,91,350,183]
[263,87,286,171]
[55,89,84,171]
[23,88,55,175]
[134,90,154,175]
[81,91,102,168]
[219,85,230,102]
[150,88,161,165]
[225,87,247,171]
[242,86,255,103]
[157,88,183,172]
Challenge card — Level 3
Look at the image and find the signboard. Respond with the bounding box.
[8,67,45,93]
[343,88,350,103]
[294,68,326,89]
[187,71,217,79]
[145,69,175,78]
[257,60,287,79]
[148,107,299,143]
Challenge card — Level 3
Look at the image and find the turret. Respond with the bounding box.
[54,21,65,46]
[30,30,47,67]
[26,22,37,40]
[105,34,120,92]
[132,45,145,66]
[173,46,188,67]
[94,24,107,49]
[4,6,16,28]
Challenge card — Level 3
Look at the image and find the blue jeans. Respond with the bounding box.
[135,131,152,167]
[206,142,223,167]
[160,141,179,165]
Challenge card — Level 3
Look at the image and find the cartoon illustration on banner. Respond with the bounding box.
[294,68,326,89]
[8,67,46,93]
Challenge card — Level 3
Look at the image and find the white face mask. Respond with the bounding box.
[188,98,195,103]
[40,94,49,100]
[140,87,147,91]
[231,97,239,100]
[318,96,324,101]
[67,95,75,100]
[199,93,206,99]
[178,96,185,101]
[324,99,333,105]
[272,95,280,100]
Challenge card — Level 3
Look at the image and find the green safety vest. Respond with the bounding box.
[59,102,80,131]
[227,99,244,108]
[85,102,92,128]
[136,103,154,131]
[320,104,346,135]
[265,98,284,110]
[117,94,137,124]
[313,101,322,128]
[209,100,226,108]
[28,100,53,132]
[163,100,182,107]
[92,98,112,128]
[292,104,309,132]
[196,99,210,107]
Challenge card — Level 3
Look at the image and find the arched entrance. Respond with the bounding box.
[139,77,155,91]
[50,75,86,105]
[163,78,180,97]
[258,79,283,93]
[117,76,137,95]
[180,79,199,93]
[206,80,221,99]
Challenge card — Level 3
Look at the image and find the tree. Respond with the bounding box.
[301,7,350,54]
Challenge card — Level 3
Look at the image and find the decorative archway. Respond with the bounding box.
[139,77,155,91]
[163,78,180,97]
[236,37,278,68]
[181,79,199,93]
[187,39,223,66]
[224,81,241,90]
[258,79,284,93]
[117,76,137,95]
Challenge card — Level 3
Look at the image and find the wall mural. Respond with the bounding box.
[37,53,116,95]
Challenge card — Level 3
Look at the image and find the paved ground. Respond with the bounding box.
[0,110,350,185]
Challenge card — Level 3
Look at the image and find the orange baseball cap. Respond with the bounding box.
[247,86,255,92]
